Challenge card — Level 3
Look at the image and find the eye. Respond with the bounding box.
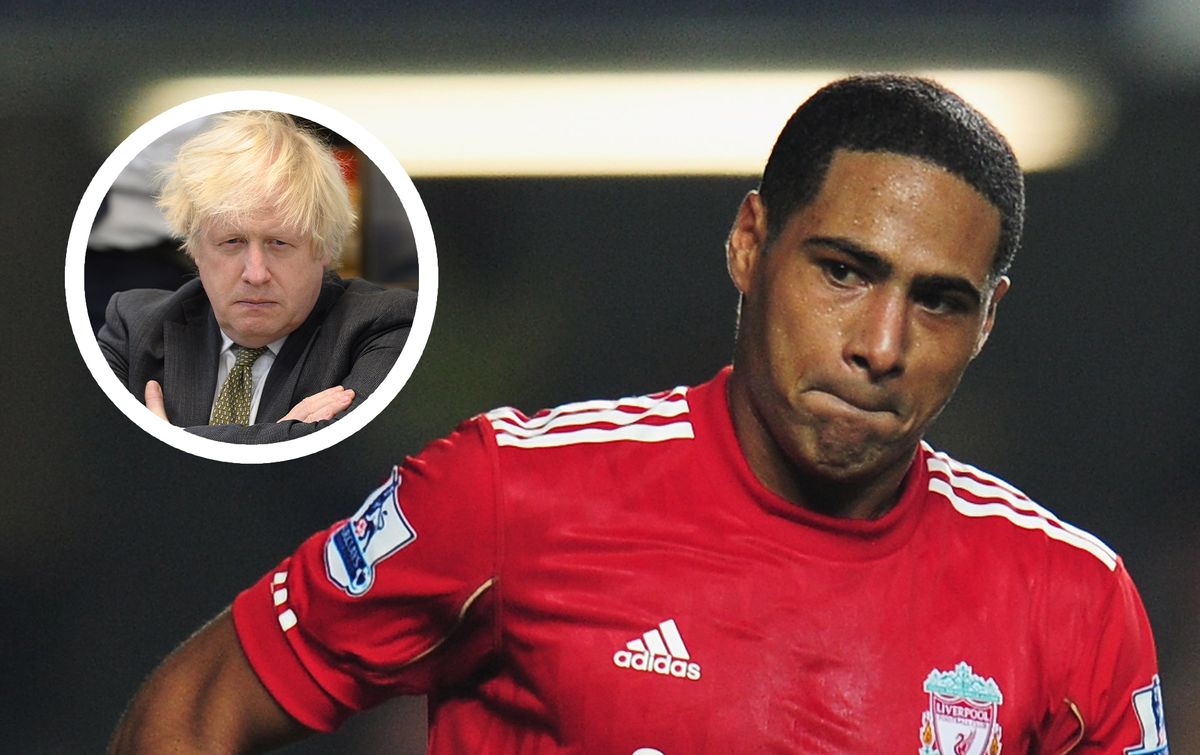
[820,260,864,287]
[915,291,969,315]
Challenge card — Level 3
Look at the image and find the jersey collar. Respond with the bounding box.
[694,365,930,561]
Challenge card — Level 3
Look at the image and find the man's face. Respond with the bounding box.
[192,214,330,348]
[727,149,1008,495]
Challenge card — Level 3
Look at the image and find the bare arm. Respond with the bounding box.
[108,608,312,754]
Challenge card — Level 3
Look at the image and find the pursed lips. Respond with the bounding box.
[808,384,900,415]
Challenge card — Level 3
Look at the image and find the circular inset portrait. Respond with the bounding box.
[66,91,437,463]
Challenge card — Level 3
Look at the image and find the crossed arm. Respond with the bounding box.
[98,282,414,444]
[107,608,311,754]
[143,380,354,425]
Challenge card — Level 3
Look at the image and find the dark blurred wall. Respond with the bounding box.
[1,8,1196,754]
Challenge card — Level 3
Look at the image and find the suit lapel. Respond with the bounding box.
[256,278,343,422]
[163,292,220,426]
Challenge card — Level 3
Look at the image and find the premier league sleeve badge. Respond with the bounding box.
[918,662,1004,755]
[325,466,417,596]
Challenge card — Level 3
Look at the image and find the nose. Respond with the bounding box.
[241,241,272,286]
[845,289,907,381]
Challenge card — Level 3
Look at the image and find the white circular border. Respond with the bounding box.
[65,90,438,463]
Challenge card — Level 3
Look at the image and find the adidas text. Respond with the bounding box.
[612,650,701,681]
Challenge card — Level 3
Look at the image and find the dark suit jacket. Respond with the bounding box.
[97,274,416,444]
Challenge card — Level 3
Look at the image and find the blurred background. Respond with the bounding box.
[1,2,1196,752]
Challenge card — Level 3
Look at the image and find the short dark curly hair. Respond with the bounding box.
[759,74,1025,279]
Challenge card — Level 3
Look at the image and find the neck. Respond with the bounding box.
[726,371,915,520]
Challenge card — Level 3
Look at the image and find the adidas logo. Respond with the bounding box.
[612,619,702,681]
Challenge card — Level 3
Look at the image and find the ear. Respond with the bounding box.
[727,191,769,296]
[973,275,1010,357]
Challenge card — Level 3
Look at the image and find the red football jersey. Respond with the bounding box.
[233,367,1168,754]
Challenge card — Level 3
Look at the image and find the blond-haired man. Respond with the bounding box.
[97,111,415,444]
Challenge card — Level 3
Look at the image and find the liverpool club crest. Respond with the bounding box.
[918,662,1003,755]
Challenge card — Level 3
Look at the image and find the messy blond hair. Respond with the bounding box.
[158,110,355,264]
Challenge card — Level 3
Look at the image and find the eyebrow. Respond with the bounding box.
[804,235,984,306]
[208,227,298,239]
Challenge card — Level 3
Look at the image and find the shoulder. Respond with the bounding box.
[103,278,208,338]
[396,382,699,501]
[480,382,695,452]
[319,276,417,325]
[388,415,499,524]
[920,443,1120,577]
[456,385,702,549]
[107,278,206,318]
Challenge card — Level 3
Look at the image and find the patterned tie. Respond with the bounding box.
[209,345,269,425]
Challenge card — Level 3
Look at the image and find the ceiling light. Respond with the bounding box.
[124,70,1110,176]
